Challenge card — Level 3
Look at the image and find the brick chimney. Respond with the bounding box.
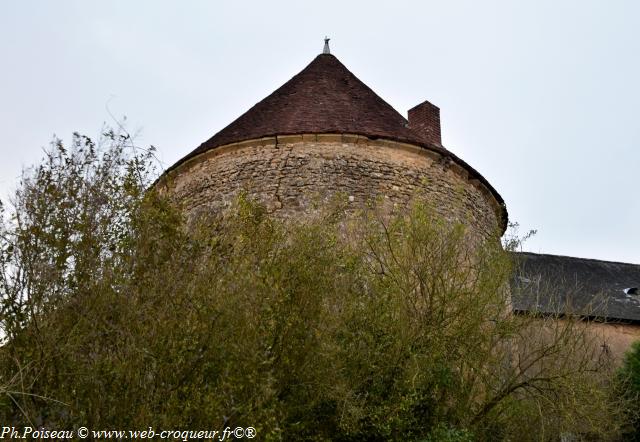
[408,100,441,146]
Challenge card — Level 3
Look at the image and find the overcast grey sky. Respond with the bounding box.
[1,1,638,263]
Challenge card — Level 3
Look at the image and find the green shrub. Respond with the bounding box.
[0,130,625,441]
[618,341,640,440]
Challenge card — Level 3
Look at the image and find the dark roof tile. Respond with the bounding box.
[165,53,508,231]
[512,252,640,323]
[186,54,430,156]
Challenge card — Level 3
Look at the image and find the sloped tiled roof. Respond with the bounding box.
[512,252,640,323]
[192,54,427,154]
[165,52,508,231]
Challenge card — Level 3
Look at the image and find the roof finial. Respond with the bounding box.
[323,36,331,54]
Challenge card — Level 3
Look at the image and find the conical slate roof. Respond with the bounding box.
[185,53,432,160]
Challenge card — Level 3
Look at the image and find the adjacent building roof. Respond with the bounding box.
[164,52,508,231]
[512,252,640,324]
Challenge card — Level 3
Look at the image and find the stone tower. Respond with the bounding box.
[158,49,508,239]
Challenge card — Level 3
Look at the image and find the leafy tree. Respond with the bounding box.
[618,341,640,441]
[0,129,627,440]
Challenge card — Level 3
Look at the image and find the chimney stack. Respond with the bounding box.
[408,100,441,146]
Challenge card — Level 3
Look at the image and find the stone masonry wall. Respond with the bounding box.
[158,134,504,240]
[159,134,640,365]
[587,321,640,364]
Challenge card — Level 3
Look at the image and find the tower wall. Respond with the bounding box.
[158,134,504,240]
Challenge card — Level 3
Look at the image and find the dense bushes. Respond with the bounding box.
[618,341,640,440]
[0,131,627,440]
